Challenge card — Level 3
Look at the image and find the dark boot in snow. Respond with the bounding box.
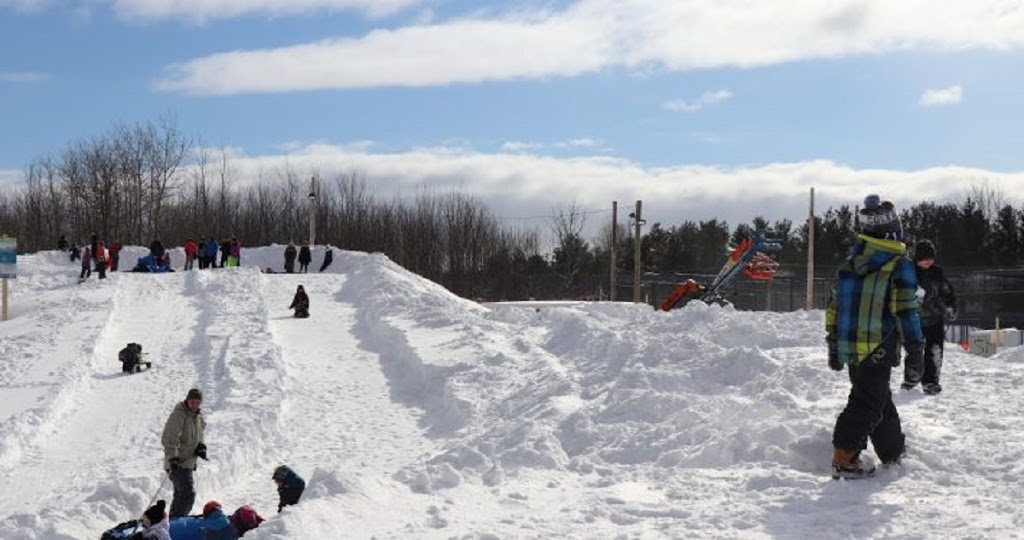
[923,383,942,395]
[832,448,876,480]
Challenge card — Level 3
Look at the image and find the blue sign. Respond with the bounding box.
[0,237,15,279]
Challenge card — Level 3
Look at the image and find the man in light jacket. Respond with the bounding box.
[161,388,207,517]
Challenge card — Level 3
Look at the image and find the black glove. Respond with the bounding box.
[168,457,182,470]
[194,442,208,461]
[827,339,843,371]
[945,307,958,322]
[904,341,924,385]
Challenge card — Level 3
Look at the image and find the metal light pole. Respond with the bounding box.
[308,176,317,246]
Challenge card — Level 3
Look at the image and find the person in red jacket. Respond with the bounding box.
[94,241,108,280]
[108,241,121,272]
[184,238,199,271]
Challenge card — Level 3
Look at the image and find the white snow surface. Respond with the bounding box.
[1,246,1023,539]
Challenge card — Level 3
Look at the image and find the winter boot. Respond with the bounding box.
[900,380,918,391]
[923,383,942,395]
[832,448,876,480]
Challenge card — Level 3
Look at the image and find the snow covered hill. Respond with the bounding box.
[1,246,1024,539]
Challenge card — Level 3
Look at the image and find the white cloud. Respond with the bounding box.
[155,1,1024,95]
[0,72,49,83]
[501,141,542,152]
[663,89,734,112]
[111,0,420,22]
[919,84,963,107]
[0,169,24,187]
[192,143,1021,238]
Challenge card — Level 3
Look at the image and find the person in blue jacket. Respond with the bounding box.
[204,237,219,269]
[201,501,239,540]
[272,465,306,512]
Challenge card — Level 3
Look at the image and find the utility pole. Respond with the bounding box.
[632,200,644,303]
[308,176,318,246]
[610,201,617,301]
[806,187,815,309]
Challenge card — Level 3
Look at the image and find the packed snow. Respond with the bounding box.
[1,246,1023,539]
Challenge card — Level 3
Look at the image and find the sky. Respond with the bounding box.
[3,1,1024,232]
[2,246,1024,538]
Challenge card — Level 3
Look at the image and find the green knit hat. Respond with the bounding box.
[186,388,203,401]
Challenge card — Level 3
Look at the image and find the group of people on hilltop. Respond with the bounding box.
[826,193,957,480]
[69,232,122,281]
[109,388,307,539]
[282,243,312,273]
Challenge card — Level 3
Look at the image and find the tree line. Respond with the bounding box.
[1,119,1021,302]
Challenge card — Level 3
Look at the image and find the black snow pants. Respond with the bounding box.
[168,467,196,518]
[832,357,905,464]
[920,323,945,386]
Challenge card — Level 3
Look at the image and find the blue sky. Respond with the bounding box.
[2,1,1024,231]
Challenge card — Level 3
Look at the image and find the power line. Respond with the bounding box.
[496,208,612,222]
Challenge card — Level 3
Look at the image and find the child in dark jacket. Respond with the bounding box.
[272,465,306,512]
[289,286,310,318]
[901,239,957,395]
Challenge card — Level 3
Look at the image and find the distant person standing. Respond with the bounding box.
[228,238,241,267]
[318,245,333,273]
[901,240,957,395]
[219,237,230,268]
[283,243,297,274]
[298,244,311,273]
[204,236,219,269]
[79,246,92,280]
[184,238,198,271]
[108,241,121,272]
[94,241,107,279]
[161,388,207,517]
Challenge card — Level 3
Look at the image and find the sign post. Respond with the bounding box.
[0,237,16,322]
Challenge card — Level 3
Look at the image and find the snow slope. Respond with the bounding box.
[1,246,1023,539]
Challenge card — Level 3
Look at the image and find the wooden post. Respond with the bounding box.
[806,187,815,309]
[610,201,617,301]
[1,278,7,322]
[633,200,643,303]
[308,176,317,246]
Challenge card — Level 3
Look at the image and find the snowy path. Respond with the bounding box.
[0,271,204,520]
[259,271,443,536]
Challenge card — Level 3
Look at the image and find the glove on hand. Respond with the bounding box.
[904,341,925,384]
[194,442,208,461]
[945,307,958,322]
[827,340,843,371]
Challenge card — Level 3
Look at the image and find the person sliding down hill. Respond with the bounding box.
[200,501,239,540]
[130,499,171,540]
[272,465,306,512]
[289,285,309,318]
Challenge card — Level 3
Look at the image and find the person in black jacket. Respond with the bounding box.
[289,285,309,318]
[318,245,333,272]
[271,465,305,512]
[902,239,957,395]
[297,244,311,273]
[283,243,297,273]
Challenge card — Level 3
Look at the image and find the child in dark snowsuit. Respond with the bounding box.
[272,465,306,512]
[289,286,309,318]
[298,244,311,273]
[901,239,957,395]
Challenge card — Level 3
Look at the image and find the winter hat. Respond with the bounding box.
[272,465,292,482]
[144,500,166,525]
[186,388,203,401]
[914,239,936,261]
[859,194,903,240]
[203,500,222,517]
